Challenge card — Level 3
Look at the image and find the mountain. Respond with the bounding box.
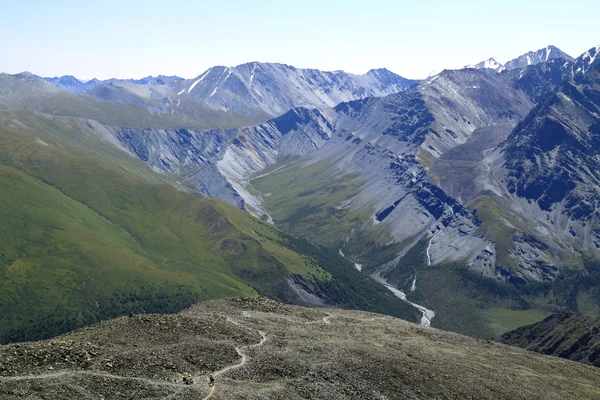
[0,82,423,343]
[3,46,600,344]
[1,298,599,400]
[126,75,184,85]
[178,62,417,119]
[41,75,102,93]
[465,46,574,74]
[27,74,185,94]
[501,57,573,102]
[464,57,503,71]
[501,313,600,367]
[499,45,574,72]
[108,47,600,337]
[486,45,600,273]
[0,73,255,130]
[113,66,561,336]
[571,45,600,75]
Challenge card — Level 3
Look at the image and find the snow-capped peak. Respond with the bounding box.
[464,58,503,71]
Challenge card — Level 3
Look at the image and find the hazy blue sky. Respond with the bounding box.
[2,0,599,80]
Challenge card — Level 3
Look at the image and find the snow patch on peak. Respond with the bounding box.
[188,69,211,93]
[250,63,257,85]
[464,58,503,71]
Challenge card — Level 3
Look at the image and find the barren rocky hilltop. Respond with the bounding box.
[1,298,599,400]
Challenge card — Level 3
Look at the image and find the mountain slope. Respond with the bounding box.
[501,312,600,367]
[490,46,600,264]
[500,45,574,71]
[1,298,599,400]
[0,109,420,343]
[179,62,417,119]
[465,46,573,73]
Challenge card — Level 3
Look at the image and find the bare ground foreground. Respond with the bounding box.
[1,298,599,400]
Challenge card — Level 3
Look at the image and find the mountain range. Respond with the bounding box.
[19,64,416,122]
[465,45,574,72]
[1,43,600,343]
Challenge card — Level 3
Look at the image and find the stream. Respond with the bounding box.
[339,248,434,326]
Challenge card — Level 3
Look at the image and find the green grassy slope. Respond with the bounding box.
[0,111,419,343]
[250,157,369,248]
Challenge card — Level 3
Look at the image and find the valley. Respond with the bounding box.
[3,3,600,398]
[2,40,600,349]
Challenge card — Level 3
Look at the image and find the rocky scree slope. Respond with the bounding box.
[501,312,600,367]
[1,298,599,400]
[484,46,600,275]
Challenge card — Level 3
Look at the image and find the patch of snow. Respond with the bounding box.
[209,87,218,97]
[188,69,211,93]
[250,63,257,85]
[483,58,501,69]
[35,138,50,146]
[546,46,552,61]
[177,88,185,95]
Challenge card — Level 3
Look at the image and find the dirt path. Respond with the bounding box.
[200,316,268,400]
[0,316,269,400]
[0,369,183,387]
[306,313,333,325]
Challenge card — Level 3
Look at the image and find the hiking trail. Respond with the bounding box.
[199,316,268,400]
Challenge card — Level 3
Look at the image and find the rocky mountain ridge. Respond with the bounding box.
[501,312,600,367]
[176,63,417,119]
[465,45,574,72]
[25,63,417,122]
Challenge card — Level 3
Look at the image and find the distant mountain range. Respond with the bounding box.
[178,63,416,119]
[18,72,185,94]
[16,64,417,121]
[465,45,574,72]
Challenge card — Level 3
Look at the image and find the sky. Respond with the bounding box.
[2,0,599,80]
